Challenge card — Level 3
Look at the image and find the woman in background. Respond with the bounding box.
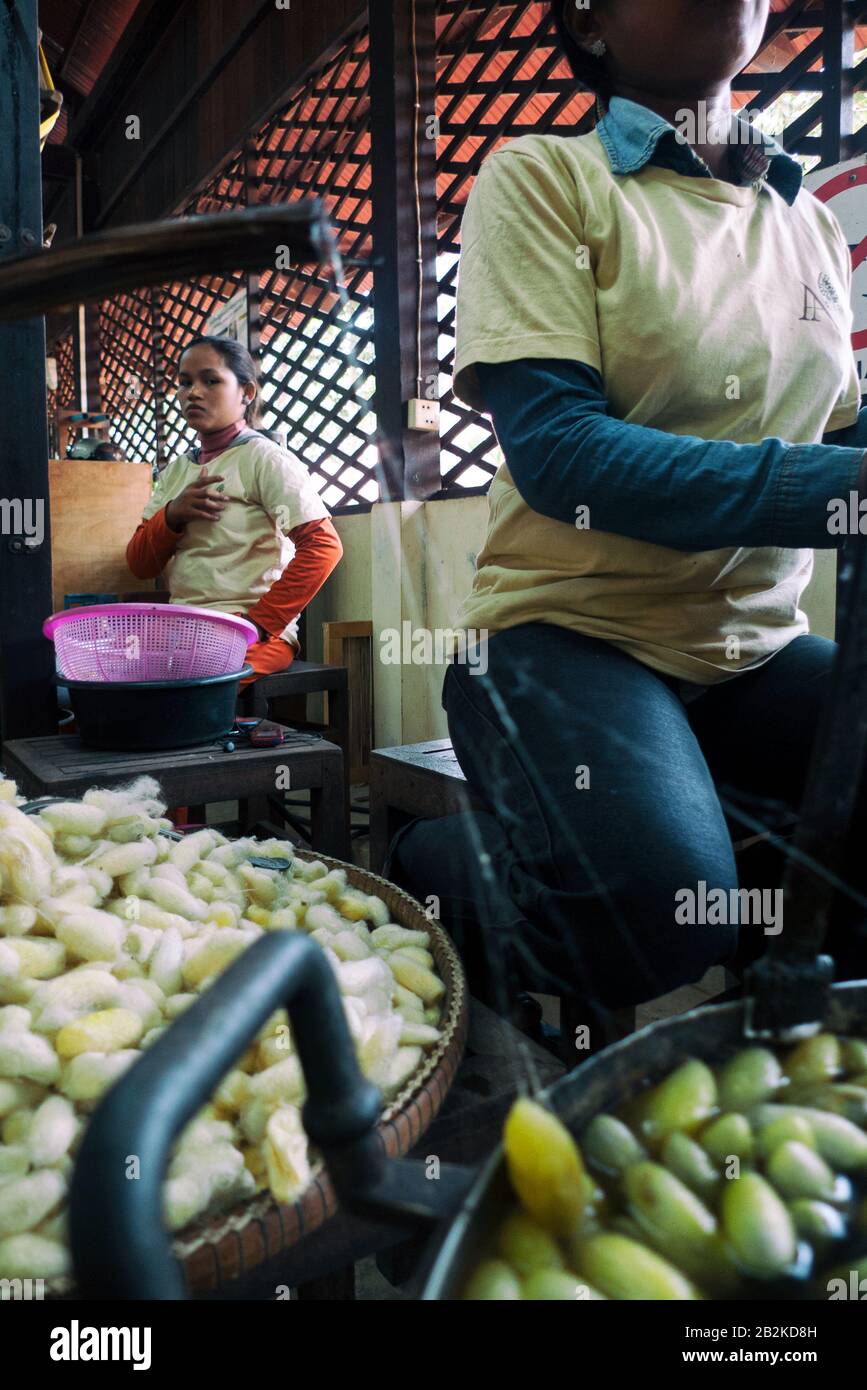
[127,335,342,685]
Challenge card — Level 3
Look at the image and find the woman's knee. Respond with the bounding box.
[509,830,739,1003]
[609,857,740,999]
[381,808,739,1005]
[383,809,507,904]
[240,636,295,685]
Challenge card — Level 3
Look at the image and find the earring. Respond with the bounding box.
[587,39,607,57]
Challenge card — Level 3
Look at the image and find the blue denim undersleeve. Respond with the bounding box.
[475,357,865,552]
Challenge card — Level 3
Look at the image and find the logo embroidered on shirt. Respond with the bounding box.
[801,272,843,322]
[817,270,840,307]
[800,282,825,321]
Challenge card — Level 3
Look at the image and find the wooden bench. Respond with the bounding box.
[369,737,488,873]
[2,725,350,860]
[369,740,771,1064]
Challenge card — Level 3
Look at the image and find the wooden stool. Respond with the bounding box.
[369,737,488,873]
[237,661,350,849]
[2,726,350,859]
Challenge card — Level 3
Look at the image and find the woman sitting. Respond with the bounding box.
[127,334,342,685]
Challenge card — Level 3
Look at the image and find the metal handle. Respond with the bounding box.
[0,202,336,322]
[70,931,471,1299]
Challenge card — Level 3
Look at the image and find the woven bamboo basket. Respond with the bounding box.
[154,849,468,1293]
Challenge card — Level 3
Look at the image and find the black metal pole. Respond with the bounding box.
[744,531,867,1036]
[819,0,859,636]
[0,0,58,741]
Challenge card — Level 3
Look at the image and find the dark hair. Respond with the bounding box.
[549,0,613,102]
[181,334,260,425]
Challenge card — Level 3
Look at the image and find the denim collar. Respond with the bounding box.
[596,95,803,207]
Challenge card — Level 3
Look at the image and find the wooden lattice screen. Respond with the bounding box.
[252,28,376,511]
[54,330,76,410]
[435,1,592,494]
[158,153,248,465]
[87,0,867,496]
[98,290,161,463]
[47,328,76,456]
[97,24,374,506]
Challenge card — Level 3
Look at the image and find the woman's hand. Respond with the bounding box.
[165,473,227,531]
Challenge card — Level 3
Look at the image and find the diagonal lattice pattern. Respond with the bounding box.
[54,330,76,409]
[249,24,376,510]
[435,1,594,494]
[48,330,76,456]
[95,26,376,510]
[90,3,864,498]
[99,290,161,462]
[156,153,249,465]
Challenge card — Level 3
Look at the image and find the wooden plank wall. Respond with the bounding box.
[48,460,156,611]
[323,620,373,783]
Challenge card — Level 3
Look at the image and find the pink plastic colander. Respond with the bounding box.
[43,604,259,682]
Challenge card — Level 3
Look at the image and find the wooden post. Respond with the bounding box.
[71,150,103,433]
[822,0,854,166]
[72,304,104,423]
[823,0,857,639]
[0,0,57,741]
[244,138,262,368]
[368,0,440,501]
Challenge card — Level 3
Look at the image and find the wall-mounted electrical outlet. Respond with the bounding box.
[407,398,440,432]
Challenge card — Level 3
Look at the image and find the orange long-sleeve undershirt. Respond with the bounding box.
[248,517,342,635]
[126,506,181,581]
[125,511,343,634]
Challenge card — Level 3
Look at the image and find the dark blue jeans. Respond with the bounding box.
[383,624,867,1013]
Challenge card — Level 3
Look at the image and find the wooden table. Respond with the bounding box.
[2,726,350,860]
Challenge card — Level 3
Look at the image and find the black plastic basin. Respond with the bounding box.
[54,666,252,751]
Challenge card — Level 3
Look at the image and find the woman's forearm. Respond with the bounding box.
[125,507,181,580]
[476,358,866,551]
